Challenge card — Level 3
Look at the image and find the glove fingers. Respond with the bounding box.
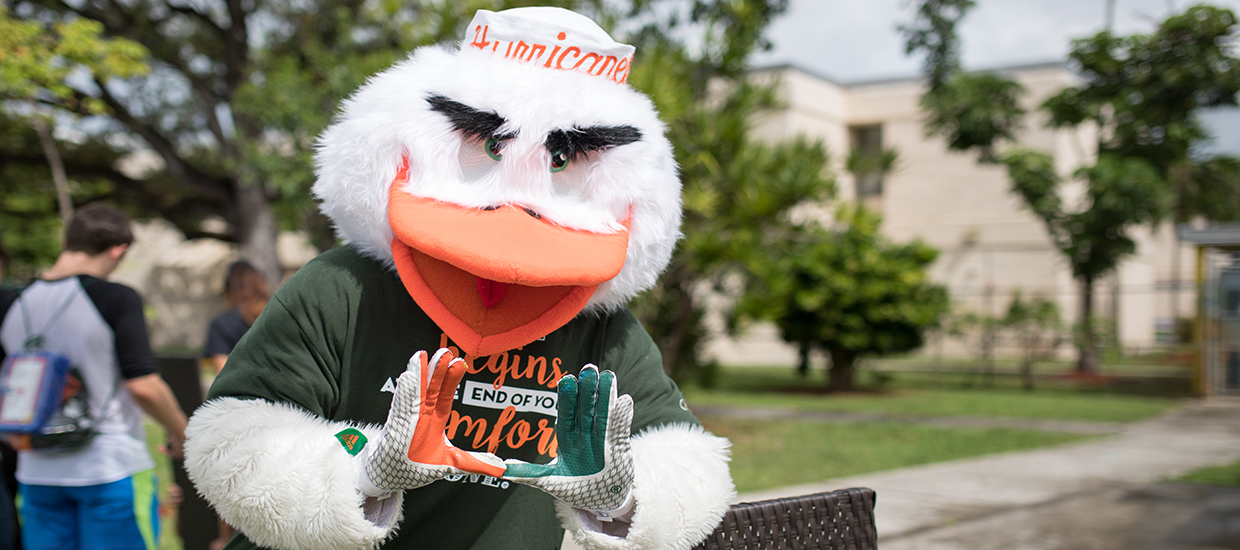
[387,351,427,427]
[576,365,600,436]
[423,348,456,413]
[609,393,634,447]
[595,369,616,434]
[434,357,467,420]
[556,373,578,434]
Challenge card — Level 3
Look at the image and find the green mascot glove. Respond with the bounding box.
[503,365,635,512]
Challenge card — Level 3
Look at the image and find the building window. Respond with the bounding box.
[849,124,885,197]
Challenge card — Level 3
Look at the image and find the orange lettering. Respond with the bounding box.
[450,411,559,459]
[506,418,534,449]
[557,47,581,70]
[573,52,602,71]
[470,25,491,50]
[613,56,631,84]
[526,43,547,63]
[544,45,562,68]
[447,411,489,450]
[537,418,557,457]
[481,407,517,453]
[512,40,530,61]
[525,356,545,383]
[542,357,567,388]
[594,55,617,77]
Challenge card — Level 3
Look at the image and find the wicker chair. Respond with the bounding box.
[690,488,878,550]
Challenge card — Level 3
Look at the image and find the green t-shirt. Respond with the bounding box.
[208,246,698,550]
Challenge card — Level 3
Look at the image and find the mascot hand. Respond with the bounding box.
[503,366,635,512]
[360,349,505,497]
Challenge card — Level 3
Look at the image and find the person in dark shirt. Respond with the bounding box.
[203,260,270,375]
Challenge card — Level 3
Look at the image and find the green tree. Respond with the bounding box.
[740,205,949,392]
[0,112,144,278]
[902,2,1240,374]
[1002,290,1065,391]
[4,0,591,282]
[947,308,1002,387]
[625,0,837,382]
[0,5,148,257]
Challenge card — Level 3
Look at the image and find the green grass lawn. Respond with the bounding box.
[705,419,1090,493]
[1175,460,1240,487]
[683,365,1184,423]
[684,363,1188,493]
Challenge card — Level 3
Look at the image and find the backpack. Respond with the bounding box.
[0,285,111,452]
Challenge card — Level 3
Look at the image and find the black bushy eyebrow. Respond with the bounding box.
[545,126,643,160]
[425,94,513,140]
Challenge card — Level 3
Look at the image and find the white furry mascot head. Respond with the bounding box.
[312,7,681,357]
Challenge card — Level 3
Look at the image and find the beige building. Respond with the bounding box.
[710,63,1199,365]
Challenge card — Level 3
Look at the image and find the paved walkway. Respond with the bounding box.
[734,397,1240,550]
[563,398,1240,549]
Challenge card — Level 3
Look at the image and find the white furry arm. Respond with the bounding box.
[184,397,403,550]
[557,423,734,550]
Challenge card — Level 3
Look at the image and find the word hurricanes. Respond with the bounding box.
[469,25,633,84]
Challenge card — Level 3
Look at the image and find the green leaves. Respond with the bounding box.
[740,205,949,388]
[921,73,1025,159]
[899,0,976,90]
[1049,5,1240,172]
[0,7,149,112]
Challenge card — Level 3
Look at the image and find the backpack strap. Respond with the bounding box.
[18,283,82,352]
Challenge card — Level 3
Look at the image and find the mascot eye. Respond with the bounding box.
[485,138,504,161]
[550,150,569,172]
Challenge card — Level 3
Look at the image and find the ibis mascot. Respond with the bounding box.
[184,7,735,550]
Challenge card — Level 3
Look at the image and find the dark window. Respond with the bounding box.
[849,125,885,197]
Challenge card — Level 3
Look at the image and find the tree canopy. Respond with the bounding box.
[903,1,1240,373]
[1,0,598,282]
[739,205,949,392]
[0,6,149,276]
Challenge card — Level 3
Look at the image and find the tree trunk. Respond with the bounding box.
[234,183,282,289]
[1077,277,1098,374]
[827,347,856,392]
[32,118,73,225]
[1169,229,1182,342]
[796,340,811,378]
[658,272,696,378]
[1020,351,1036,391]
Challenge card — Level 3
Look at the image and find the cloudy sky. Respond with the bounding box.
[750,0,1240,153]
[752,0,1240,82]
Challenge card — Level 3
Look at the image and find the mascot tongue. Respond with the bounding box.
[477,278,507,308]
[388,184,629,357]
